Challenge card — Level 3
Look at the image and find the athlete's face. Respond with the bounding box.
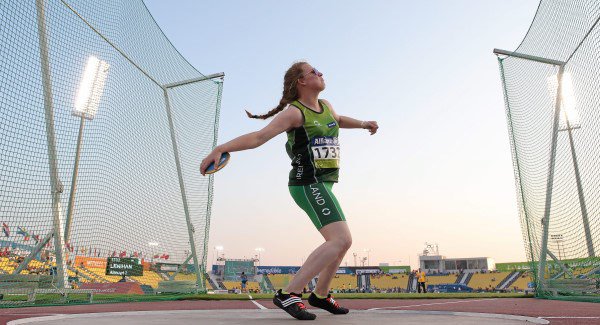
[299,65,325,91]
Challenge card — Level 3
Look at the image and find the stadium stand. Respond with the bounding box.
[467,272,510,291]
[170,273,212,290]
[205,273,218,290]
[497,271,521,290]
[326,274,356,291]
[509,272,533,291]
[130,271,164,288]
[84,267,123,283]
[221,281,260,292]
[262,274,275,291]
[267,274,293,289]
[369,274,409,290]
[425,274,459,285]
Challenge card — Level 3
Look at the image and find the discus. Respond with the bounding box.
[203,152,230,175]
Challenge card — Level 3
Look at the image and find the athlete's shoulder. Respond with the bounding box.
[280,103,304,129]
[283,103,303,116]
[287,101,302,110]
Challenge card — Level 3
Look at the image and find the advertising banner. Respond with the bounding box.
[80,282,144,294]
[256,266,300,274]
[74,256,107,269]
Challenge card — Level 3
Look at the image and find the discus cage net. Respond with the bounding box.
[0,0,223,305]
[495,0,600,301]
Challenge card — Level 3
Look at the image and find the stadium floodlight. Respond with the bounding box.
[547,71,593,259]
[550,234,564,260]
[148,242,160,247]
[213,245,224,266]
[363,248,372,266]
[255,247,265,266]
[547,72,580,130]
[64,55,110,244]
[73,55,109,120]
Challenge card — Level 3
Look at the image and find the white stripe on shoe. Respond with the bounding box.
[280,296,303,307]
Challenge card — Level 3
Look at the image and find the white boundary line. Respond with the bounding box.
[248,294,267,310]
[6,309,549,324]
[368,298,499,310]
[541,316,600,319]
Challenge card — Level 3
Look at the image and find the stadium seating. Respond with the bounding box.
[425,274,459,285]
[267,274,293,289]
[0,257,17,274]
[267,274,357,292]
[510,272,533,291]
[325,274,356,291]
[130,271,164,288]
[173,273,196,281]
[221,281,260,291]
[369,274,409,290]
[468,272,510,290]
[173,273,213,290]
[572,266,594,276]
[85,267,123,282]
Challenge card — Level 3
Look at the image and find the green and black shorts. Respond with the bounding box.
[289,182,346,230]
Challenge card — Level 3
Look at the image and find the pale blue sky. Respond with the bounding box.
[144,0,540,268]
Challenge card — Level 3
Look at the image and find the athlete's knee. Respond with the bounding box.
[333,235,352,252]
[342,236,352,251]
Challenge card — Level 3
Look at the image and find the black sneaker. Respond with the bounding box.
[308,292,349,314]
[273,289,316,320]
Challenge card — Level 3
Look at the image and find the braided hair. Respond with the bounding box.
[246,61,307,119]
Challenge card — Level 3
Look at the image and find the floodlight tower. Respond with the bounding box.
[364,248,372,266]
[255,247,265,266]
[214,245,224,267]
[64,55,110,244]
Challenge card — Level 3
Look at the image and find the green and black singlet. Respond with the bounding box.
[286,100,346,230]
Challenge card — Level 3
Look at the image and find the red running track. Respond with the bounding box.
[0,298,598,324]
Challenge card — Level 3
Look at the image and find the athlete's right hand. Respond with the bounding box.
[200,148,223,176]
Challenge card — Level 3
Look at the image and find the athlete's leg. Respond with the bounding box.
[284,221,351,293]
[313,253,345,296]
[313,223,352,296]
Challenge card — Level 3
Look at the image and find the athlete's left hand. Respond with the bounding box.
[362,121,379,135]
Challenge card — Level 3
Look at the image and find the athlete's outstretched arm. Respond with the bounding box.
[321,99,379,135]
[200,107,302,175]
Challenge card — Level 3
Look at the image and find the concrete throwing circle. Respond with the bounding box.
[8,309,549,324]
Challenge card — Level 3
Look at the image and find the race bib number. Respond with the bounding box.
[311,136,340,169]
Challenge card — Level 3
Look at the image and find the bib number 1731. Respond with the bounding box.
[311,136,340,169]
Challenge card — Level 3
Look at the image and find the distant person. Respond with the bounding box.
[200,62,378,321]
[240,272,248,293]
[417,268,427,293]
